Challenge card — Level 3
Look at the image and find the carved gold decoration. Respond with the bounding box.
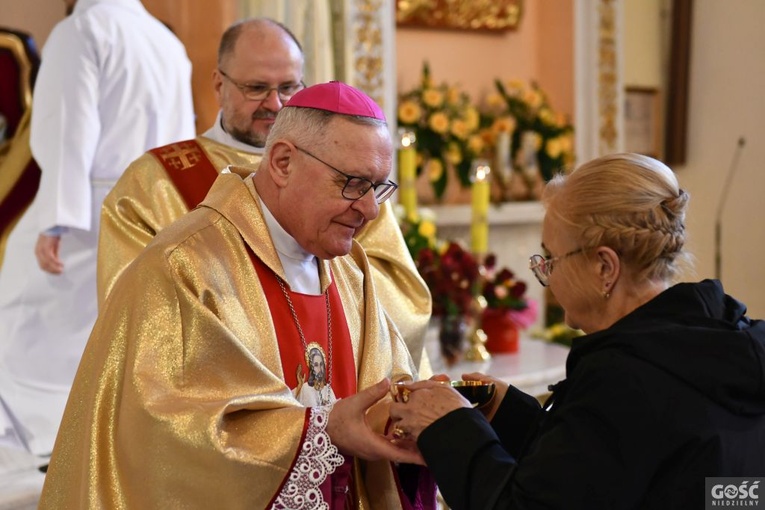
[350,0,385,108]
[0,33,34,112]
[598,0,618,152]
[396,0,523,32]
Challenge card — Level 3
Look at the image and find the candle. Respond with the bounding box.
[398,129,417,220]
[470,160,491,256]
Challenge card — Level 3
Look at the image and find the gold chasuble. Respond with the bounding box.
[39,172,429,509]
[97,136,432,372]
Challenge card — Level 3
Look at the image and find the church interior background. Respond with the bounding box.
[1,0,765,505]
[4,0,765,322]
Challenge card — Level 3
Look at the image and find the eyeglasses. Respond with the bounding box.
[293,145,398,204]
[219,69,305,102]
[529,247,588,287]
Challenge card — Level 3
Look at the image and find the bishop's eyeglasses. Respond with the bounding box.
[294,145,398,204]
[529,247,588,287]
[219,69,305,102]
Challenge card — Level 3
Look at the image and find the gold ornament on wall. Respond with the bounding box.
[396,0,523,32]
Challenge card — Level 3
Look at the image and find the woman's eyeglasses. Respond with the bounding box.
[529,248,588,287]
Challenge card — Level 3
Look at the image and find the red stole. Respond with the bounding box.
[149,139,218,209]
[250,255,356,398]
[250,252,358,508]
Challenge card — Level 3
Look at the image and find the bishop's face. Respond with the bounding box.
[278,118,393,260]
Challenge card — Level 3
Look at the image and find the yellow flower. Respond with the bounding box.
[418,219,437,241]
[546,137,563,159]
[467,134,485,155]
[397,100,421,125]
[480,128,496,146]
[422,88,444,108]
[505,79,525,95]
[463,106,480,131]
[446,86,461,106]
[539,107,555,126]
[492,116,517,134]
[428,112,450,134]
[426,158,444,182]
[450,119,469,140]
[523,89,543,110]
[445,142,463,165]
[560,133,573,153]
[485,92,505,110]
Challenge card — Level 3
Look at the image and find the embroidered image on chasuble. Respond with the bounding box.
[252,253,357,406]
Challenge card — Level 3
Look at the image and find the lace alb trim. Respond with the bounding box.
[271,405,344,510]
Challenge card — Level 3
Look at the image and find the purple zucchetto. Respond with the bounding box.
[285,81,386,121]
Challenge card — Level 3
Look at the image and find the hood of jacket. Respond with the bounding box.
[567,279,765,416]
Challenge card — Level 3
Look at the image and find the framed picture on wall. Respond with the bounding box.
[396,0,523,32]
[624,86,662,159]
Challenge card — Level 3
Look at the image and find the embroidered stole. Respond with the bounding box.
[149,139,218,209]
[249,250,358,507]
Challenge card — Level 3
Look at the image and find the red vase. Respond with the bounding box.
[482,308,520,353]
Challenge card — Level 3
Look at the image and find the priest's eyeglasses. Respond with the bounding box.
[529,248,588,287]
[294,145,398,204]
[219,69,305,102]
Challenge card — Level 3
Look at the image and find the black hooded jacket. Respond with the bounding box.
[419,280,765,509]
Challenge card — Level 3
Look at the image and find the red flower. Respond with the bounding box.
[416,241,480,317]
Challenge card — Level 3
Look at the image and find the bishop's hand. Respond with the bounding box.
[326,378,425,466]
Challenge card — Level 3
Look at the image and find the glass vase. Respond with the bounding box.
[439,314,468,365]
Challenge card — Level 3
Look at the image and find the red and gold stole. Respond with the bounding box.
[149,139,218,209]
[250,253,357,398]
[251,251,358,508]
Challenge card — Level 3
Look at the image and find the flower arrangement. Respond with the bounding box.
[480,253,538,331]
[413,241,535,322]
[415,241,480,318]
[397,62,485,199]
[481,253,529,311]
[482,79,575,182]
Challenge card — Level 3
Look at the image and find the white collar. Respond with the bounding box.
[257,195,320,295]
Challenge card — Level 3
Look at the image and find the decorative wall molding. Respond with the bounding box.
[574,0,625,164]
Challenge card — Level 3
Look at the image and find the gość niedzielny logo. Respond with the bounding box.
[707,479,761,507]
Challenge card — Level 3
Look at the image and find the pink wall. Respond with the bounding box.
[395,0,574,118]
[0,0,65,50]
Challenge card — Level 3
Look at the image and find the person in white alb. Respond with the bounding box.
[0,0,195,457]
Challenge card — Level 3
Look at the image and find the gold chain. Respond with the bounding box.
[275,276,333,385]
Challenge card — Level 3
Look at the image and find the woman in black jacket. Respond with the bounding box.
[389,153,765,509]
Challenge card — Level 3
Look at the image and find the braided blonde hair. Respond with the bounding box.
[542,153,691,282]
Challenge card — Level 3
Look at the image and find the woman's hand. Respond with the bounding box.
[460,372,508,422]
[388,379,473,441]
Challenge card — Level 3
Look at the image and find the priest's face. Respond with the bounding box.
[215,23,303,148]
[281,118,393,259]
